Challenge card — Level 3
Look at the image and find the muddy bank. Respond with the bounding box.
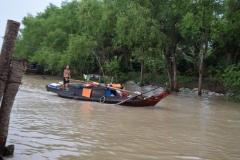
[178,78,227,94]
[126,77,227,96]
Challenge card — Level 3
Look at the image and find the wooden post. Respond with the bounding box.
[0,20,23,157]
[0,58,28,156]
[0,20,20,100]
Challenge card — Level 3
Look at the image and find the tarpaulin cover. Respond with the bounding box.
[82,88,92,98]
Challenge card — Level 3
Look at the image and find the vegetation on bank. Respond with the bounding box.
[13,0,240,102]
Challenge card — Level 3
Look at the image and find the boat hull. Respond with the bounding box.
[46,84,169,107]
[25,68,37,74]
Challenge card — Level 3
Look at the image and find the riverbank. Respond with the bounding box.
[125,74,227,96]
[126,80,225,97]
[177,77,227,94]
[171,79,225,96]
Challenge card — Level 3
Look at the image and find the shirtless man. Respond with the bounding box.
[63,65,71,90]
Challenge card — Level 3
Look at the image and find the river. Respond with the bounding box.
[4,75,240,160]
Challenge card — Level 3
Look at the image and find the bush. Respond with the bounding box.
[117,72,128,83]
[142,74,155,84]
[99,76,111,83]
[178,76,194,84]
[225,95,240,103]
[126,72,140,82]
[221,62,240,103]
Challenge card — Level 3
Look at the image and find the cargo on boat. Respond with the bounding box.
[46,82,170,107]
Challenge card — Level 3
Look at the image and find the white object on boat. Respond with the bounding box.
[48,83,60,88]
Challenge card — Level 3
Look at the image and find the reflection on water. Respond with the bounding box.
[4,75,240,160]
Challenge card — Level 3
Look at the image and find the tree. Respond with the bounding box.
[211,0,240,66]
[63,34,96,74]
[78,0,118,76]
[115,0,153,84]
[179,0,217,95]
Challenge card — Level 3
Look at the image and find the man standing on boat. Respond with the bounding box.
[63,65,71,90]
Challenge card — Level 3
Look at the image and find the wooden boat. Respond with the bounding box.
[46,83,170,107]
[25,64,37,74]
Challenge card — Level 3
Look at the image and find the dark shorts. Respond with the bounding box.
[63,77,69,84]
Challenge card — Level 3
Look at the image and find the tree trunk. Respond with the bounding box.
[125,48,132,69]
[92,49,105,77]
[198,52,204,96]
[198,29,209,96]
[43,66,46,75]
[193,43,200,77]
[171,49,178,92]
[166,67,172,90]
[143,60,146,74]
[140,60,144,86]
[0,58,28,156]
[164,51,173,90]
[0,20,20,101]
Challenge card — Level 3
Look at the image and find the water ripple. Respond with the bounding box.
[4,75,240,160]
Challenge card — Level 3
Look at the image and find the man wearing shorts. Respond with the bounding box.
[63,65,71,90]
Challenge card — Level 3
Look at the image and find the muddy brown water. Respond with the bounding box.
[4,75,240,160]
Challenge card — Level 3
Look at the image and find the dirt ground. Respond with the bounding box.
[178,78,227,94]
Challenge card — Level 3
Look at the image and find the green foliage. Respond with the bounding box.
[104,56,119,76]
[221,62,240,94]
[142,74,155,84]
[207,65,224,78]
[117,72,128,83]
[143,75,169,86]
[126,72,169,86]
[178,76,194,84]
[127,71,139,79]
[211,0,240,65]
[63,34,96,73]
[225,96,240,103]
[155,75,169,85]
[99,76,111,84]
[220,62,240,103]
[11,0,240,98]
[145,50,165,74]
